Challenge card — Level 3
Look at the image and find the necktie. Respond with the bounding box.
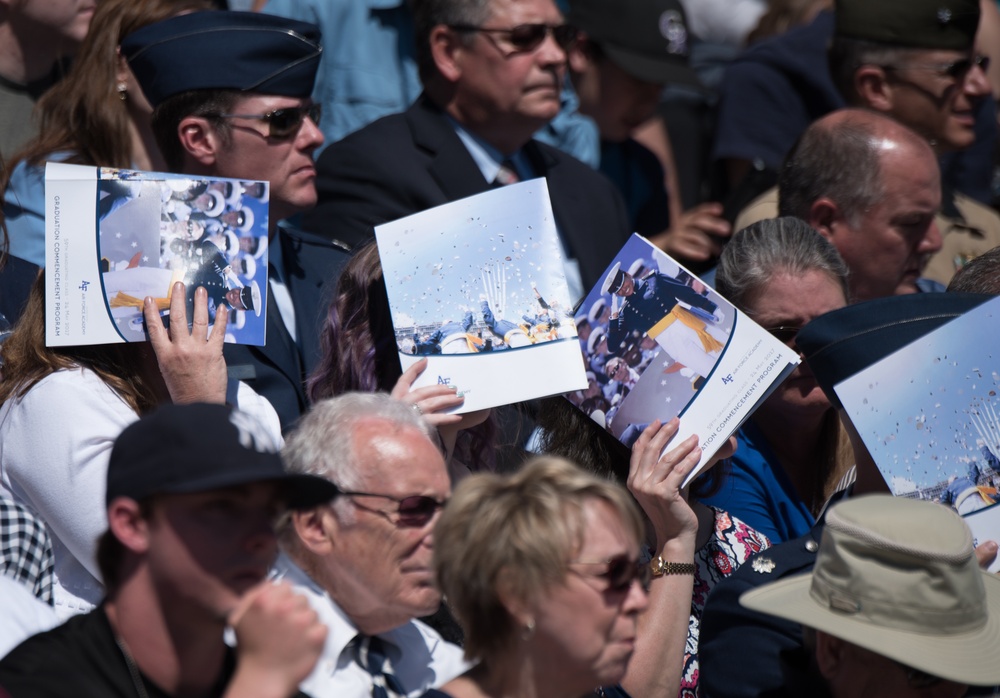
[356,634,407,698]
[493,158,520,187]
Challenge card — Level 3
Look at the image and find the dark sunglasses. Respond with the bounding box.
[572,554,651,593]
[210,103,322,140]
[449,22,577,53]
[883,53,990,80]
[764,325,801,350]
[891,659,943,690]
[338,489,446,527]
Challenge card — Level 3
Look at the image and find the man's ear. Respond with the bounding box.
[177,116,222,167]
[107,497,152,555]
[567,34,593,73]
[430,24,466,83]
[807,197,843,241]
[814,630,847,680]
[291,508,335,555]
[854,65,894,113]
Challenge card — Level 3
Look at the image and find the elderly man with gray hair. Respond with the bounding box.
[273,392,467,698]
[741,494,1000,697]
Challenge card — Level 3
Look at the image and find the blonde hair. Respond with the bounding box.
[433,456,643,661]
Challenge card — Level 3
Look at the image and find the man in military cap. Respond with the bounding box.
[727,0,1000,287]
[0,403,341,697]
[122,11,349,432]
[604,262,724,380]
[827,0,1000,284]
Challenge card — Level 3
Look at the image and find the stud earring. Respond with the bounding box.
[117,82,128,102]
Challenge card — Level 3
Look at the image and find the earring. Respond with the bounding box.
[117,82,128,102]
[521,618,535,640]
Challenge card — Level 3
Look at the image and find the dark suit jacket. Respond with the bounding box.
[698,522,825,698]
[224,226,349,433]
[302,95,632,291]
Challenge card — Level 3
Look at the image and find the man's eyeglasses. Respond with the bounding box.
[764,325,801,351]
[891,658,944,690]
[448,23,577,54]
[571,554,651,593]
[209,103,322,140]
[338,489,447,527]
[882,54,990,81]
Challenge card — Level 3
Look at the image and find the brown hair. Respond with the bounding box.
[0,275,163,413]
[5,0,212,173]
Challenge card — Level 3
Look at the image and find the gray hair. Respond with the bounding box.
[282,392,434,519]
[947,246,1000,295]
[412,0,493,83]
[828,37,925,104]
[778,111,886,227]
[716,217,850,312]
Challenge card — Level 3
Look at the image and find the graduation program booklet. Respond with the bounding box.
[572,234,800,486]
[45,162,269,347]
[835,295,1000,571]
[374,179,588,413]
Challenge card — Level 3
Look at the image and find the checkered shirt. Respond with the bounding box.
[1,497,55,604]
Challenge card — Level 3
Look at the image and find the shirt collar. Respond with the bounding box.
[446,115,532,183]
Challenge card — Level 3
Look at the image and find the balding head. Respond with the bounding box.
[779,109,942,301]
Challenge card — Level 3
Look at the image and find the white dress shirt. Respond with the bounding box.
[272,553,469,698]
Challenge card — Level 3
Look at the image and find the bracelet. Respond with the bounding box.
[649,556,696,578]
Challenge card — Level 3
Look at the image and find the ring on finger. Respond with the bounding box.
[412,403,423,415]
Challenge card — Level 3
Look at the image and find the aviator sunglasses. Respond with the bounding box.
[209,103,322,140]
[337,489,447,527]
[572,554,652,593]
[882,54,990,80]
[448,22,578,53]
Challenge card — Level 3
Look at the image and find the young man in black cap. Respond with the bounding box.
[121,12,349,433]
[0,402,340,697]
[565,0,731,268]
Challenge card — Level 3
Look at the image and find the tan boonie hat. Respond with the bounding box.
[740,494,1000,686]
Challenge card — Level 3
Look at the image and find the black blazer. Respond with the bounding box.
[224,226,349,433]
[302,94,632,291]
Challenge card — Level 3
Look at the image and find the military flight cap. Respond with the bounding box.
[106,403,340,509]
[796,292,992,409]
[120,11,322,108]
[568,0,699,87]
[835,0,980,50]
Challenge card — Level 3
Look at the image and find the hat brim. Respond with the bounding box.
[740,571,1000,686]
[602,43,701,88]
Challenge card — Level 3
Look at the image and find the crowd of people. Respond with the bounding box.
[2,0,1000,696]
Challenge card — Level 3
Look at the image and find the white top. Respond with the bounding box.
[0,367,283,620]
[272,554,469,698]
[0,576,59,659]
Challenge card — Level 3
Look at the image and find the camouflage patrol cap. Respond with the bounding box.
[834,0,979,50]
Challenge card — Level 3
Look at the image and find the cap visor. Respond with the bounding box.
[603,43,701,88]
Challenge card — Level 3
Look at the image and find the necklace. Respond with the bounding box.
[115,636,151,698]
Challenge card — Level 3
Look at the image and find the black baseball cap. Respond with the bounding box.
[106,403,340,508]
[568,0,700,87]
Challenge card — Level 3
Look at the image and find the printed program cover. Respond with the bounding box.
[573,234,800,484]
[45,162,269,346]
[835,296,1000,570]
[374,179,587,413]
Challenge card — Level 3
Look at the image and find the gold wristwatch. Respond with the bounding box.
[650,556,696,577]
